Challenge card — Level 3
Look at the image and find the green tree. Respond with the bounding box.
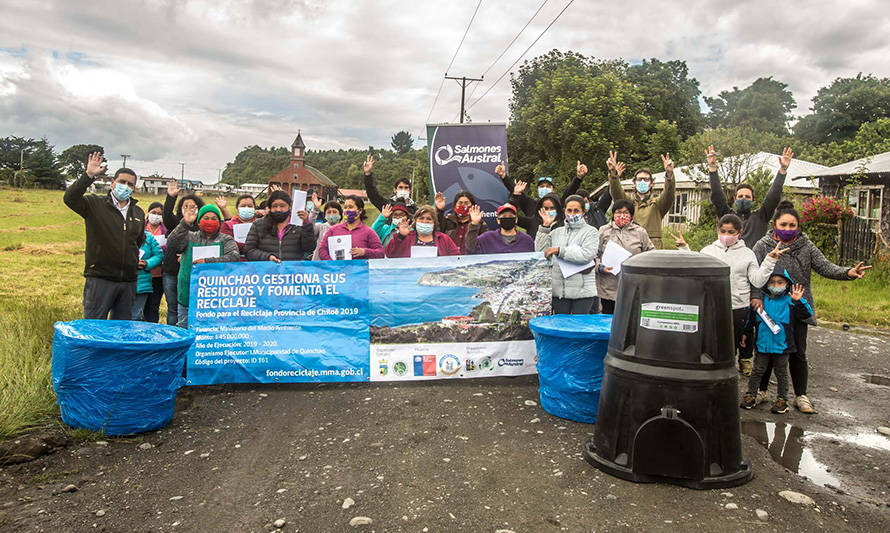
[220,145,290,186]
[795,74,890,144]
[0,136,63,188]
[705,77,796,135]
[58,143,105,179]
[390,131,414,154]
[627,58,703,138]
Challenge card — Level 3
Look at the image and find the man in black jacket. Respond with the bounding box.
[64,152,146,319]
[362,155,417,215]
[708,145,794,249]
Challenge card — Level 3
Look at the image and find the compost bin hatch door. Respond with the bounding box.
[632,407,705,480]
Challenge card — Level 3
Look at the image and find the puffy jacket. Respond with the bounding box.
[166,220,241,307]
[436,209,482,255]
[370,214,399,246]
[696,239,777,309]
[136,232,164,294]
[595,221,655,301]
[243,220,316,262]
[748,269,813,354]
[609,169,675,248]
[752,231,853,325]
[384,231,459,258]
[63,173,146,282]
[535,222,599,299]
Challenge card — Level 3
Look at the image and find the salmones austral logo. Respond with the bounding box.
[434,144,502,166]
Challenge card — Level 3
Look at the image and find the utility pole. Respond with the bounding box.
[179,162,185,189]
[445,75,483,123]
[120,154,132,167]
[216,168,222,183]
[17,149,24,188]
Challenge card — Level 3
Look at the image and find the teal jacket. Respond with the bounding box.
[136,232,164,294]
[370,214,398,246]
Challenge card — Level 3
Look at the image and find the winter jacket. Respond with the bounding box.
[162,194,191,275]
[363,172,417,215]
[136,232,164,294]
[472,230,535,255]
[694,239,777,309]
[145,222,167,277]
[747,269,813,354]
[436,209,482,255]
[535,222,599,299]
[166,220,241,307]
[370,214,399,246]
[595,221,655,301]
[316,222,385,260]
[752,231,853,325]
[220,215,258,256]
[500,172,586,218]
[511,193,564,239]
[64,173,146,282]
[609,169,675,248]
[710,170,786,249]
[311,222,332,261]
[243,220,316,262]
[384,231,459,258]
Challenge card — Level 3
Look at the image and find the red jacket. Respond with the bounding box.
[384,231,459,258]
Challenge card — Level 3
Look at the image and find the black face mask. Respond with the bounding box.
[269,210,290,223]
[498,218,517,230]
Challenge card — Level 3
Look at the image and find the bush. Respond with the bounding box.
[801,195,853,225]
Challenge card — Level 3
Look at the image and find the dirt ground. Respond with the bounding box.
[1,326,889,532]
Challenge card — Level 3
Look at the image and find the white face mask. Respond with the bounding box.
[395,189,410,199]
[392,217,404,227]
[147,213,162,226]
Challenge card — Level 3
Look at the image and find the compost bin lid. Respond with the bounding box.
[622,250,729,276]
[529,315,612,340]
[54,319,196,349]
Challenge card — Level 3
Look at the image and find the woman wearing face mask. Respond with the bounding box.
[749,200,871,414]
[311,201,344,260]
[595,200,655,315]
[132,230,164,321]
[371,203,411,247]
[384,205,459,258]
[510,187,563,239]
[139,201,167,322]
[317,195,384,260]
[162,180,205,326]
[674,214,785,375]
[434,191,482,255]
[166,204,240,328]
[471,203,534,254]
[220,194,259,256]
[535,195,600,315]
[243,190,315,263]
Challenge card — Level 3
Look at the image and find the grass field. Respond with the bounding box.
[0,187,883,441]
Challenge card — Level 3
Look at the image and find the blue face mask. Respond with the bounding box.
[547,210,557,221]
[238,207,255,220]
[112,183,132,202]
[767,285,786,296]
[635,180,651,194]
[565,213,584,226]
[538,187,552,197]
[415,222,434,235]
[325,213,341,225]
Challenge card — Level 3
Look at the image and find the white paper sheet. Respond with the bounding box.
[410,245,438,258]
[601,240,633,275]
[232,222,252,243]
[289,190,308,226]
[138,249,145,260]
[556,256,597,278]
[153,234,167,248]
[192,245,220,263]
[328,234,352,260]
[757,307,782,334]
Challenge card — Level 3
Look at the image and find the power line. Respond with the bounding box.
[425,0,484,123]
[466,0,575,112]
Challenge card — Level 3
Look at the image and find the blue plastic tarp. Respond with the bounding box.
[530,314,612,423]
[52,320,195,435]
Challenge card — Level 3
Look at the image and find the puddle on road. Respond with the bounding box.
[862,374,890,387]
[741,421,890,490]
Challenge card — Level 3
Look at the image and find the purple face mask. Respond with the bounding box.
[775,228,798,242]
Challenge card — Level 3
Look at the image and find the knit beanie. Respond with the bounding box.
[198,204,222,221]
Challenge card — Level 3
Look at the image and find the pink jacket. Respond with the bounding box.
[317,222,385,260]
[384,231,459,258]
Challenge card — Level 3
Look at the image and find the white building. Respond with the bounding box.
[240,183,268,195]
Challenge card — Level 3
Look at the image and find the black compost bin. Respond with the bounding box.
[584,250,753,489]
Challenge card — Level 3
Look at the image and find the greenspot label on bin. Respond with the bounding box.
[640,302,699,333]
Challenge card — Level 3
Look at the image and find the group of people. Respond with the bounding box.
[66,146,871,415]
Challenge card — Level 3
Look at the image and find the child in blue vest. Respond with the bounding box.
[740,269,812,414]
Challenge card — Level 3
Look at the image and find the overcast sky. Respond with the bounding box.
[2,0,889,182]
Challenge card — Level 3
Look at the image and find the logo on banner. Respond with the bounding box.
[498,357,525,367]
[439,354,461,376]
[392,361,407,376]
[434,144,502,166]
[478,356,493,371]
[378,359,388,376]
[465,359,476,372]
[413,355,437,376]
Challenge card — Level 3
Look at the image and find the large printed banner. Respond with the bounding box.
[427,123,509,230]
[185,253,550,384]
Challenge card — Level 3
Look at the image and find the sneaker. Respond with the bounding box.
[794,395,816,414]
[739,358,753,376]
[740,393,756,410]
[754,390,770,407]
[771,398,790,414]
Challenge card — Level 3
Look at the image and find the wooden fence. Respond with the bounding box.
[839,216,877,263]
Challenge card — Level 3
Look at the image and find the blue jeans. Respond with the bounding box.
[177,303,189,329]
[163,273,179,326]
[131,292,149,320]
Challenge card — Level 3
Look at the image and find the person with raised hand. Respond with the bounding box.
[608,150,675,249]
[363,154,417,216]
[384,205,459,258]
[162,179,205,325]
[749,200,872,413]
[495,159,591,218]
[243,189,315,264]
[709,145,793,249]
[595,199,655,315]
[434,190,482,255]
[64,152,146,319]
[470,203,534,255]
[219,194,259,257]
[535,194,600,315]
